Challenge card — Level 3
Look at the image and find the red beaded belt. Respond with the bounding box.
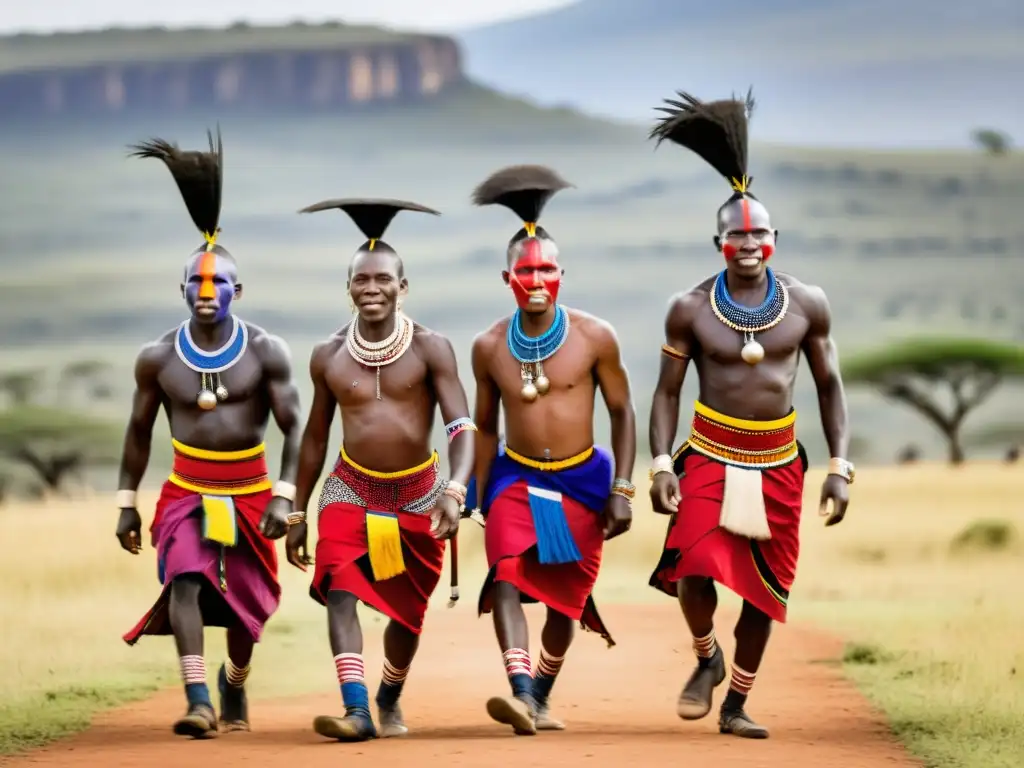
[168,439,272,496]
[682,401,798,468]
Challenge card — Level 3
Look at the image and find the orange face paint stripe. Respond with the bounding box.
[741,198,752,231]
[198,251,217,299]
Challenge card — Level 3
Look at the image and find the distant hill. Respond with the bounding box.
[458,0,1024,148]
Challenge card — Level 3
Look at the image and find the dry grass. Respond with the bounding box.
[1,464,1022,765]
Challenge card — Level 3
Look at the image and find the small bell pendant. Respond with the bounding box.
[197,372,218,410]
[534,362,550,395]
[520,364,538,402]
[741,332,765,365]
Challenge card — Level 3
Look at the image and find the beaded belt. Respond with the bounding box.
[684,402,798,469]
[168,439,272,496]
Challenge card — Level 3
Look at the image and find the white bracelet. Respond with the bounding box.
[446,480,468,496]
[116,489,137,509]
[272,481,297,502]
[651,454,674,476]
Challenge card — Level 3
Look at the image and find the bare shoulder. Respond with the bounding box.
[779,273,830,322]
[412,322,457,363]
[246,323,294,368]
[565,307,619,348]
[666,277,714,323]
[136,331,175,375]
[471,316,510,357]
[310,333,346,376]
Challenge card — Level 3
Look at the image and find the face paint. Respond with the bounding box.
[184,251,236,322]
[509,238,561,310]
[719,197,775,263]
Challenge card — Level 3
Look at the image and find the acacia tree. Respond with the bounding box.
[843,337,1024,464]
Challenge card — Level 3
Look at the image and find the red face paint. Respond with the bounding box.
[509,238,560,309]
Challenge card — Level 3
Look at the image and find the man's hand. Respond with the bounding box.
[285,521,313,571]
[603,493,632,540]
[430,493,461,540]
[116,507,143,554]
[259,496,292,540]
[649,471,680,514]
[819,474,850,527]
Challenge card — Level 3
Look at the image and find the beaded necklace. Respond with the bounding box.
[174,315,249,410]
[346,312,415,400]
[506,305,571,401]
[709,267,789,365]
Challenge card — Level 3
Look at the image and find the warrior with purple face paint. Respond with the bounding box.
[115,129,304,739]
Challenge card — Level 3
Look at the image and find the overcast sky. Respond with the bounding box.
[1,0,575,34]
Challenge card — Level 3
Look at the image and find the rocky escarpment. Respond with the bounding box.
[0,23,464,117]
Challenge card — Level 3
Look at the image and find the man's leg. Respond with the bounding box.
[217,626,254,731]
[676,575,727,720]
[312,590,377,742]
[374,620,419,737]
[485,580,537,735]
[531,606,574,731]
[719,600,772,739]
[168,574,217,738]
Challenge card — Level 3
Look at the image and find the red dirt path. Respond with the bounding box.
[9,605,919,767]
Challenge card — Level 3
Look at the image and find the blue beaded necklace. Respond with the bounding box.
[506,305,570,401]
[174,315,249,410]
[709,267,788,365]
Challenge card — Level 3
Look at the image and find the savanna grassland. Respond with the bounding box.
[0,464,1021,767]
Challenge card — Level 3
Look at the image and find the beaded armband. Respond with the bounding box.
[445,417,477,443]
[661,344,688,361]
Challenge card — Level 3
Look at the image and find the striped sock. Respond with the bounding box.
[693,629,718,668]
[375,658,410,708]
[503,648,533,699]
[334,653,370,718]
[722,664,756,711]
[225,659,250,688]
[180,655,211,708]
[531,647,565,706]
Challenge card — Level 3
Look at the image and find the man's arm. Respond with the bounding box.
[592,320,637,485]
[292,341,338,517]
[648,292,699,463]
[117,343,165,494]
[801,286,850,460]
[469,330,501,511]
[423,333,475,489]
[257,334,303,490]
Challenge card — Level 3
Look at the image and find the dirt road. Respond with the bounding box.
[9,605,918,767]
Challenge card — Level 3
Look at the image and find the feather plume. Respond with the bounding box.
[649,88,756,192]
[298,198,440,246]
[471,164,573,225]
[129,128,224,241]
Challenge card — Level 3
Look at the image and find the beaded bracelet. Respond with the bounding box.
[611,478,636,501]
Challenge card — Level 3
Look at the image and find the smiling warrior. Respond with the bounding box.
[467,165,636,736]
[117,130,303,738]
[288,198,475,742]
[645,90,855,738]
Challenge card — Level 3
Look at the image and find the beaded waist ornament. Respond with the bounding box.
[174,315,249,410]
[507,305,571,402]
[346,312,415,400]
[709,266,788,365]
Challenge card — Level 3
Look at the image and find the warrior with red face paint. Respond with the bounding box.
[466,165,637,736]
[645,91,855,739]
[115,130,303,739]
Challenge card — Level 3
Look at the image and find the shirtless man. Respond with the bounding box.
[116,130,303,738]
[287,198,475,743]
[645,91,854,739]
[467,165,636,735]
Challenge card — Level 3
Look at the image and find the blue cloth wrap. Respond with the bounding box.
[466,441,614,565]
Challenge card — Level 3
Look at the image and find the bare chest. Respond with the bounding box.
[159,349,264,406]
[328,346,431,406]
[694,309,808,366]
[493,330,595,400]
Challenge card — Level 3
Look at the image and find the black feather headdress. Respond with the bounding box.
[298,198,440,252]
[649,89,756,197]
[129,128,224,252]
[471,165,573,239]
